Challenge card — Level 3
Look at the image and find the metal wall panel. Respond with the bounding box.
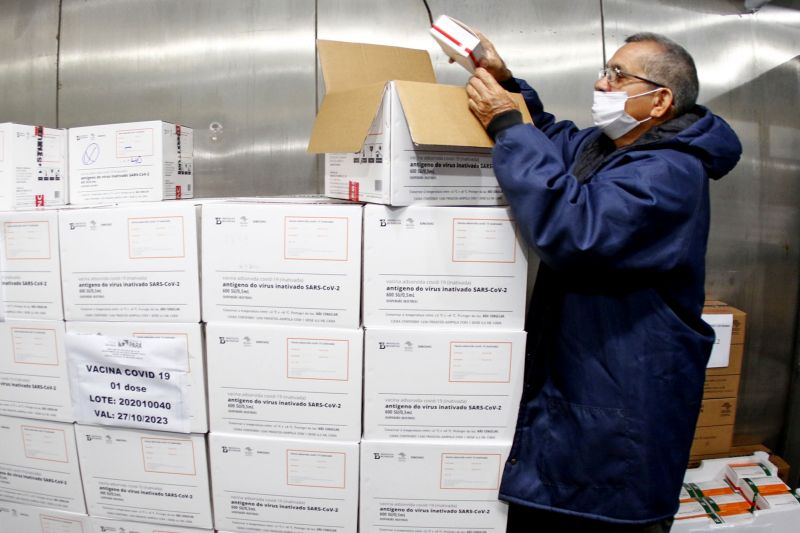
[58,0,317,197]
[318,0,602,128]
[604,0,800,462]
[0,0,59,127]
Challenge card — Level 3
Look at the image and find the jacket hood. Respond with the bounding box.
[664,105,742,180]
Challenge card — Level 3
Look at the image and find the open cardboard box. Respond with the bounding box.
[308,40,532,206]
[674,451,800,532]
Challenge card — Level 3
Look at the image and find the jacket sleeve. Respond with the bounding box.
[509,78,590,169]
[493,123,707,274]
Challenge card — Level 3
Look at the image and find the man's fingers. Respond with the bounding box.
[467,77,489,98]
[473,67,498,86]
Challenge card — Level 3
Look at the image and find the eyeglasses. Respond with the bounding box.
[598,66,666,88]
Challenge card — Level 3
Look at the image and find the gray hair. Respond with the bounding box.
[624,32,699,116]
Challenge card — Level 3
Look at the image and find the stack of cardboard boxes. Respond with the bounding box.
[0,125,86,530]
[201,197,364,532]
[308,40,532,532]
[691,301,747,460]
[59,122,215,532]
[0,120,218,533]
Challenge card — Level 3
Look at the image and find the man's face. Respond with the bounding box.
[595,41,664,120]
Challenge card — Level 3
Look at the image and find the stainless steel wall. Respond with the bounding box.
[0,0,798,483]
[0,0,59,127]
[58,0,318,198]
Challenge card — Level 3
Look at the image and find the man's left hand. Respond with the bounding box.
[467,68,519,129]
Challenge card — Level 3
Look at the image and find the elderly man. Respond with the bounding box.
[466,33,742,532]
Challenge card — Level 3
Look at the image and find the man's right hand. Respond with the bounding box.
[475,30,512,82]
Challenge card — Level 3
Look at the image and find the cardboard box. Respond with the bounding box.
[755,492,800,510]
[0,320,73,422]
[364,328,525,440]
[724,461,777,490]
[697,398,737,427]
[688,445,790,483]
[740,477,790,503]
[75,425,212,529]
[209,434,359,533]
[0,208,64,320]
[691,425,735,456]
[363,205,528,329]
[0,503,89,532]
[361,439,510,532]
[683,479,735,499]
[703,302,746,345]
[0,415,85,513]
[678,452,800,532]
[90,517,213,533]
[66,322,207,433]
[206,322,362,441]
[68,121,193,205]
[308,40,531,206]
[0,123,68,210]
[706,343,743,377]
[703,373,741,399]
[201,201,363,327]
[59,202,201,322]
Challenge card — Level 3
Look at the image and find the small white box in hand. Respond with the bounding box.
[363,204,527,329]
[364,328,525,440]
[0,320,73,422]
[68,121,192,205]
[209,434,359,533]
[58,201,200,322]
[0,123,68,210]
[430,15,486,73]
[207,322,363,441]
[0,414,85,513]
[201,201,363,327]
[0,208,64,320]
[360,439,511,532]
[75,425,212,529]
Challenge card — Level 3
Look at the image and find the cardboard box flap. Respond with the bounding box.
[308,82,387,153]
[318,40,436,94]
[396,80,533,148]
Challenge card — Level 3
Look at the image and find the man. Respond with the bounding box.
[466,33,742,532]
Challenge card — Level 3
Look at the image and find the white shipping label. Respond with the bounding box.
[12,327,59,365]
[66,333,190,432]
[449,342,512,383]
[286,449,346,489]
[128,216,185,259]
[452,218,517,263]
[439,453,502,490]
[116,128,154,158]
[0,505,90,533]
[141,437,197,475]
[38,514,86,533]
[703,313,733,368]
[284,216,349,260]
[287,338,349,381]
[4,221,51,260]
[21,425,69,462]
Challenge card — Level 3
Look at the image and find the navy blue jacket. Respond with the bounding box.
[493,79,742,524]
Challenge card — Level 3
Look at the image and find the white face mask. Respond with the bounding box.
[591,88,660,139]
